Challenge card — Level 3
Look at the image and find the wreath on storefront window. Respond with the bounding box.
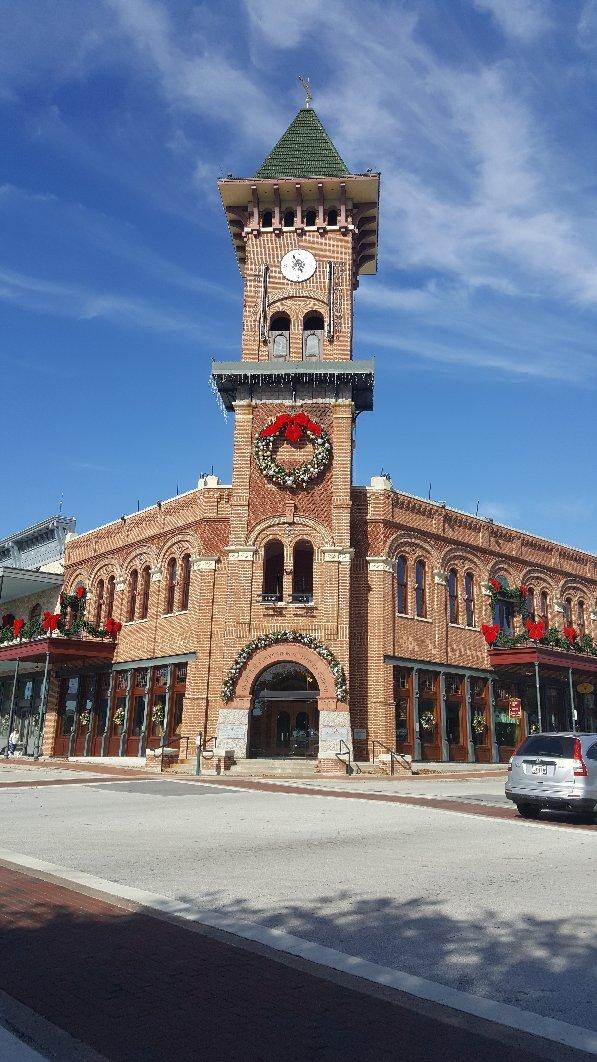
[152,703,165,726]
[471,712,486,735]
[419,710,435,731]
[112,705,125,726]
[79,710,91,728]
[254,413,331,489]
[0,587,122,645]
[222,630,347,703]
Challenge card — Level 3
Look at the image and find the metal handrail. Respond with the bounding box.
[202,735,217,760]
[371,739,412,775]
[336,738,353,774]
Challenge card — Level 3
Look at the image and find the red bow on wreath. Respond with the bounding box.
[260,412,322,445]
[12,618,25,638]
[525,618,545,640]
[563,626,578,642]
[42,611,60,633]
[481,623,500,645]
[105,617,122,638]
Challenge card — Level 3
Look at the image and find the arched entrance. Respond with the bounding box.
[248,662,319,758]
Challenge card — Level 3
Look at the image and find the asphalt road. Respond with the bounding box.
[0,769,595,1040]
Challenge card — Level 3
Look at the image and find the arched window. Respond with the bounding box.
[448,568,459,624]
[415,560,426,618]
[165,557,177,614]
[396,556,408,614]
[526,587,535,620]
[283,209,294,227]
[564,596,573,626]
[268,312,290,360]
[94,579,105,628]
[539,590,549,629]
[292,540,314,603]
[179,553,191,611]
[302,311,324,359]
[305,208,316,227]
[262,539,284,602]
[327,207,338,226]
[29,603,42,626]
[127,569,138,622]
[105,575,115,619]
[261,210,273,228]
[139,566,151,620]
[577,600,586,636]
[464,571,475,627]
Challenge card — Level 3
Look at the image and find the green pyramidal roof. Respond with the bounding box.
[255,108,350,178]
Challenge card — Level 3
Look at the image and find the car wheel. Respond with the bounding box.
[516,802,542,819]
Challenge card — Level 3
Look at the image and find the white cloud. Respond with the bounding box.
[0,265,206,338]
[578,0,597,48]
[471,0,550,41]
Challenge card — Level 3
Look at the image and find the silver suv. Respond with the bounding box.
[505,733,597,820]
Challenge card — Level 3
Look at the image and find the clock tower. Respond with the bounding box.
[212,104,379,769]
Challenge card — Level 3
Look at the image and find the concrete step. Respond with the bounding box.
[227,758,318,777]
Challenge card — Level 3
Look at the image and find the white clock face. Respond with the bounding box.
[280,249,317,282]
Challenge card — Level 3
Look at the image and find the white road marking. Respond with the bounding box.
[0,846,595,1057]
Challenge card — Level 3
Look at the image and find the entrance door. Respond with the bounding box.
[445,675,467,762]
[54,676,80,757]
[250,700,318,757]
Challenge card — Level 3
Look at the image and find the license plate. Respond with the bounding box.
[531,764,548,776]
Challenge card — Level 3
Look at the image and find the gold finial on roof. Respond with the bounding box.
[298,75,312,108]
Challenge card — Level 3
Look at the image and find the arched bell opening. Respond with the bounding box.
[248,662,319,759]
[302,311,324,359]
[268,312,290,360]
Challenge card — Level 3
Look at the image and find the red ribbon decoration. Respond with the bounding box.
[12,618,25,639]
[42,611,60,633]
[563,626,578,642]
[525,618,545,640]
[105,617,122,638]
[260,412,322,444]
[481,623,500,645]
[489,578,501,592]
[520,584,528,597]
[75,586,86,599]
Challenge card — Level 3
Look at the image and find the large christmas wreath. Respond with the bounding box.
[254,412,331,489]
[222,630,347,703]
[0,587,121,645]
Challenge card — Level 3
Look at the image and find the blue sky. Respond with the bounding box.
[1,0,596,552]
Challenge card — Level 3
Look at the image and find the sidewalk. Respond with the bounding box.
[0,862,586,1062]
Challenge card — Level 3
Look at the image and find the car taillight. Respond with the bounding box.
[508,740,525,771]
[573,738,588,777]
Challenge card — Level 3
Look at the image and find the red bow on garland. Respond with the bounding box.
[12,618,25,638]
[105,617,122,638]
[260,412,322,445]
[42,611,60,633]
[481,623,500,645]
[489,578,501,592]
[520,584,528,596]
[563,626,578,642]
[525,618,545,640]
[75,586,86,599]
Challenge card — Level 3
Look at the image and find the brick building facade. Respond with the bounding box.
[4,106,596,768]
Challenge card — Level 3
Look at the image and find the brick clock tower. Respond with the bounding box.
[212,104,379,771]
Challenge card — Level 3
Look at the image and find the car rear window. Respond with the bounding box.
[516,736,575,758]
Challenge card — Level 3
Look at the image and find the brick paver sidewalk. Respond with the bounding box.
[0,864,569,1061]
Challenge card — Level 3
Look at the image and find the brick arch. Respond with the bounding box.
[248,515,333,550]
[156,534,199,568]
[234,642,339,712]
[520,568,557,593]
[386,536,436,565]
[439,548,484,576]
[121,549,156,579]
[65,570,89,594]
[559,579,590,598]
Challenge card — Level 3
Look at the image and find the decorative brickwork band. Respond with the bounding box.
[222,630,348,703]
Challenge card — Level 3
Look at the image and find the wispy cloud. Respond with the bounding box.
[0,265,205,338]
[471,0,550,41]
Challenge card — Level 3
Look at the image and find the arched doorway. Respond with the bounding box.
[248,662,319,758]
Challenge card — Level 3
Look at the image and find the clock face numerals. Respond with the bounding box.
[280,249,317,282]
